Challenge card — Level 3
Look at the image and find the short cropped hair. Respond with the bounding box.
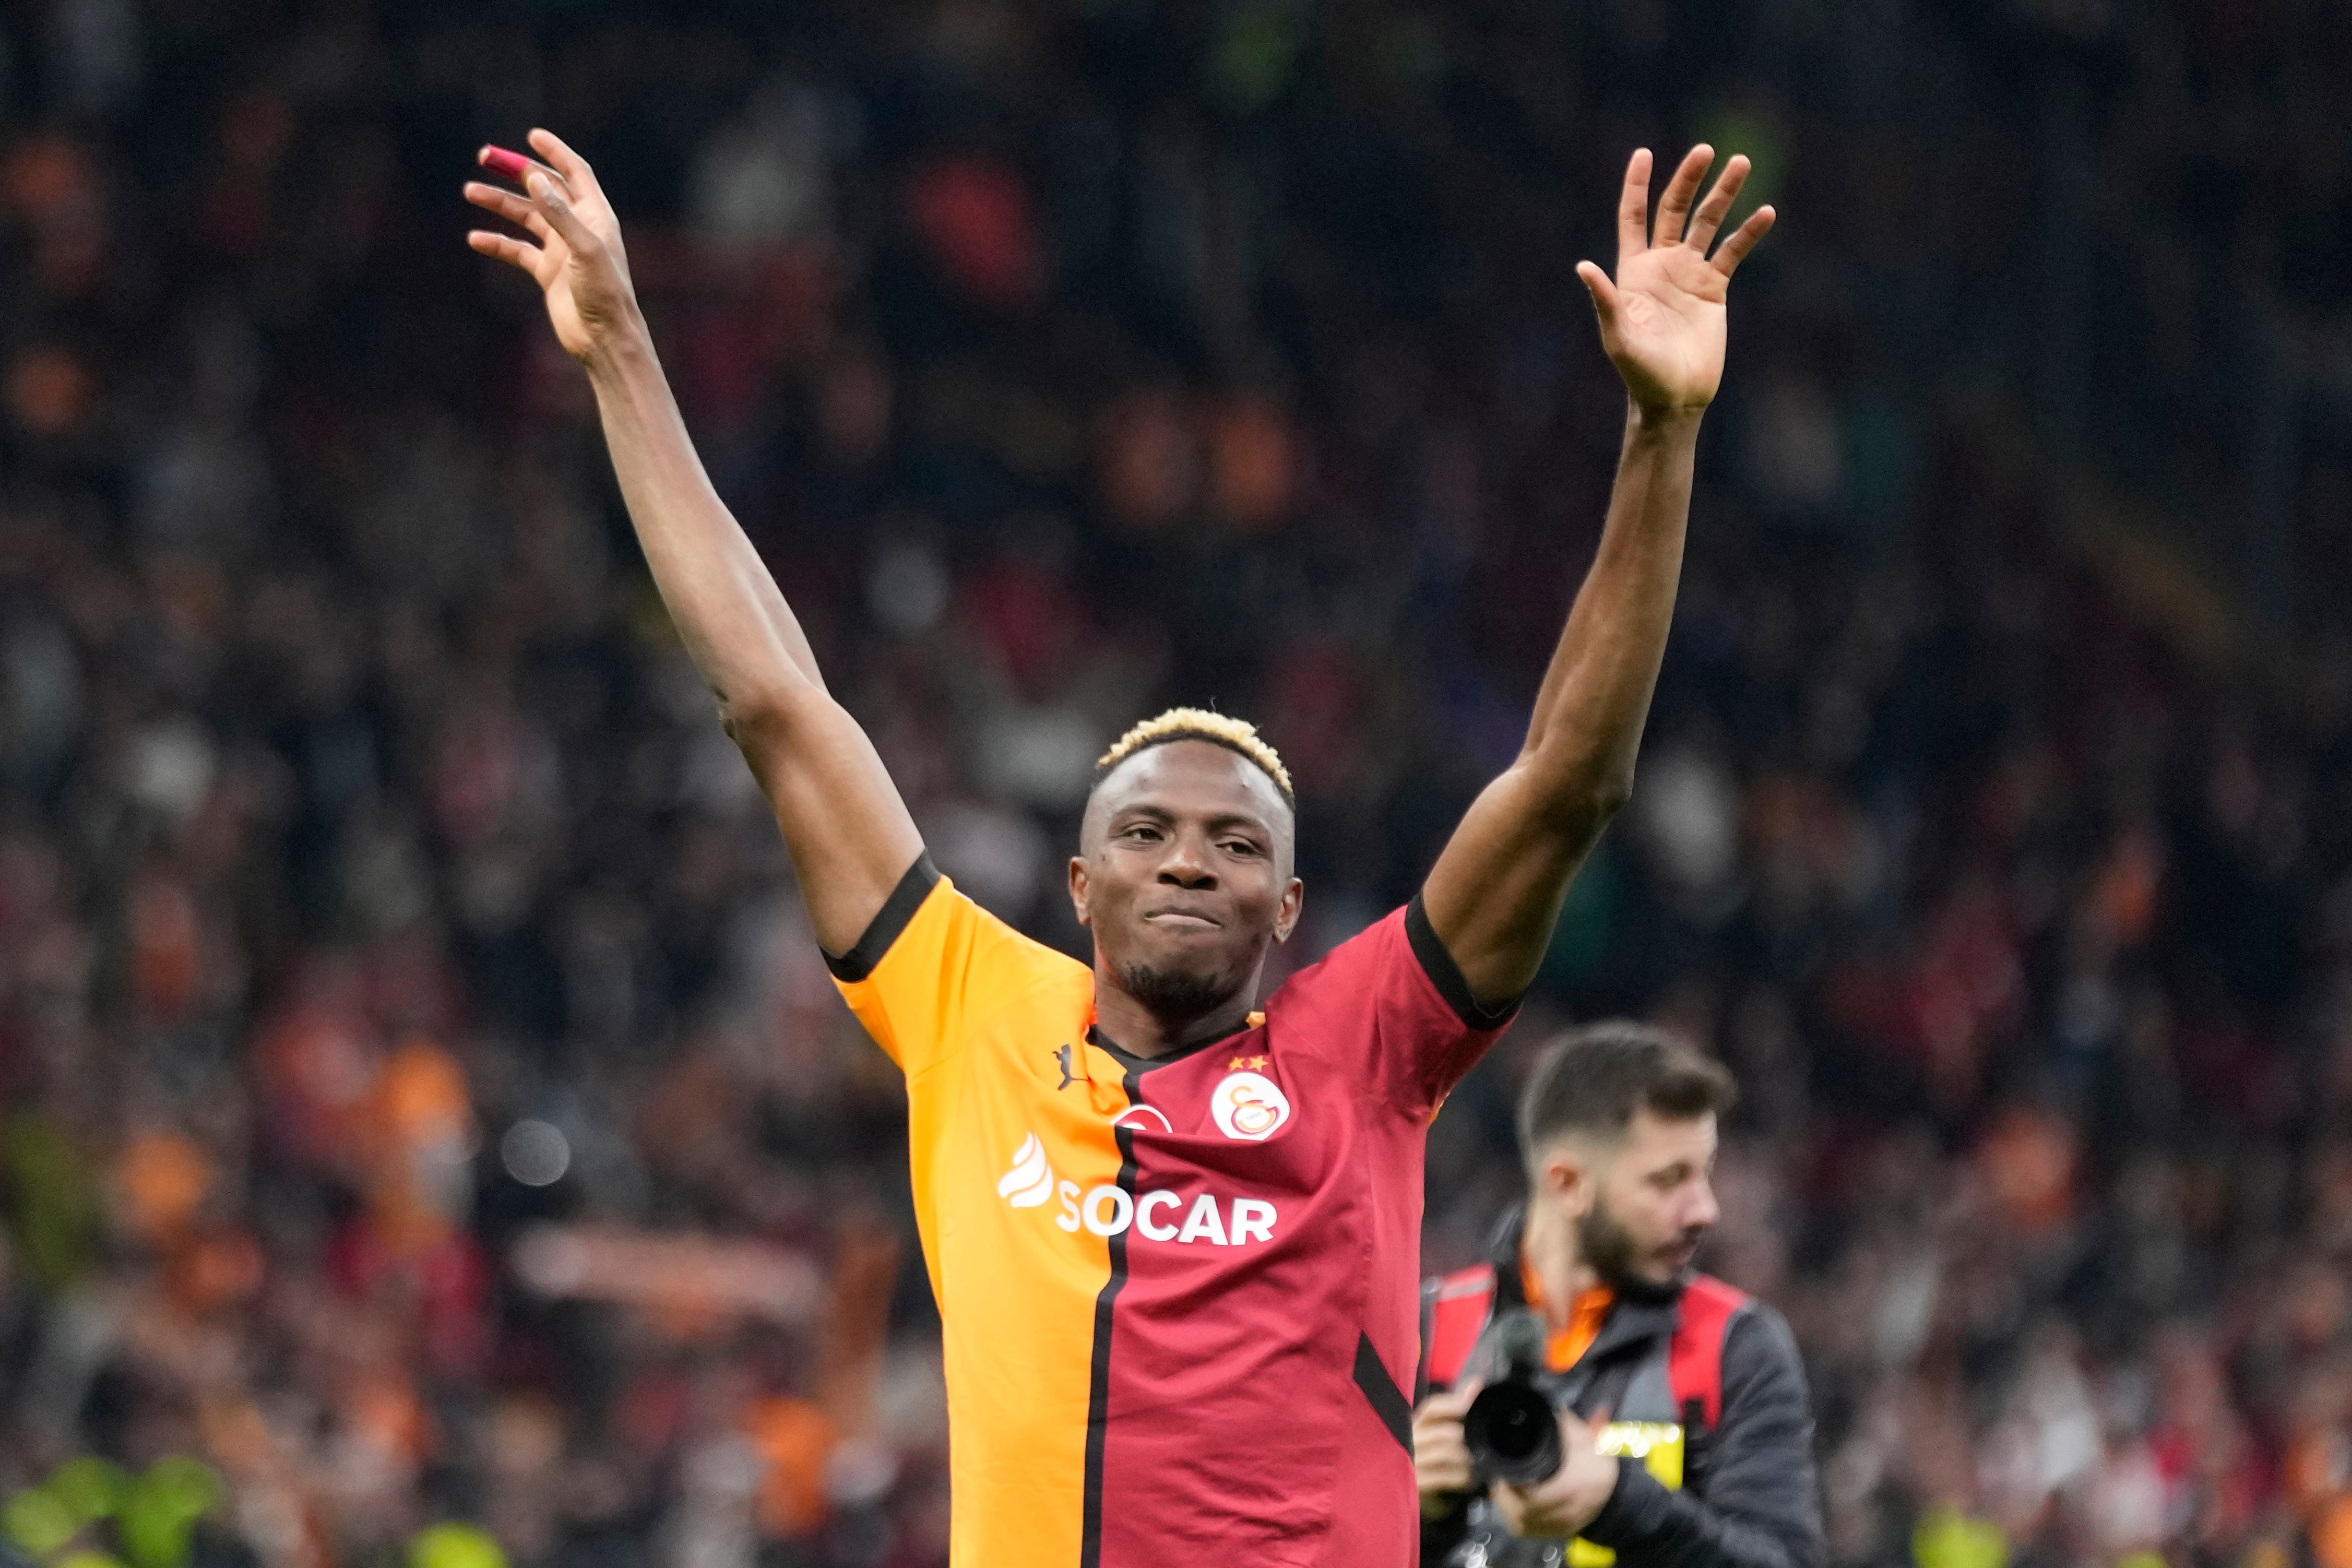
[1517,1021,1736,1162]
[1094,707,1296,809]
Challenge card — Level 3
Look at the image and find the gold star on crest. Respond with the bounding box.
[1227,1054,1270,1071]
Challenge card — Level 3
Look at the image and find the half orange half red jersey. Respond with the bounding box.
[829,855,1517,1568]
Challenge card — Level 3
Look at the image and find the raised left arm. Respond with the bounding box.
[1423,145,1774,1004]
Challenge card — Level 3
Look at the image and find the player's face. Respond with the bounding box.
[1072,741,1303,1020]
[1583,1109,1720,1289]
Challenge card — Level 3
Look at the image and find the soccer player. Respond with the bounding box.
[465,131,1773,1568]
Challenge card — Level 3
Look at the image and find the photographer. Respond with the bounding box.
[1415,1024,1823,1568]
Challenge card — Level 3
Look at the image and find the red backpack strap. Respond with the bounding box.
[1667,1274,1749,1431]
[1419,1264,1498,1393]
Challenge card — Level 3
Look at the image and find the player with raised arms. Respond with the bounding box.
[465,130,1772,1568]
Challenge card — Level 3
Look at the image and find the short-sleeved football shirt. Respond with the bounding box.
[829,853,1516,1568]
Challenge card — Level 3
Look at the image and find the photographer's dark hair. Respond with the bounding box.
[1517,1021,1737,1162]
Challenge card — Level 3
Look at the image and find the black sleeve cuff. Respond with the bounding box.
[1404,893,1523,1030]
[823,852,940,981]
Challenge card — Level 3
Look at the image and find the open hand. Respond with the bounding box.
[1487,1406,1623,1540]
[1576,146,1775,413]
[464,128,639,364]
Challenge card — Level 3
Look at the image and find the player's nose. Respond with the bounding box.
[1156,831,1218,887]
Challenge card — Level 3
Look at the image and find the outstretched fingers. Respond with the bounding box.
[1710,204,1777,277]
[1615,148,1653,267]
[468,229,545,278]
[528,128,603,203]
[478,144,565,191]
[1684,156,1750,253]
[1575,259,1621,325]
[1651,144,1714,248]
[523,169,600,257]
[463,182,552,243]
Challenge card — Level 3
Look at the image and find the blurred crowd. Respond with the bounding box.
[5,1,2352,1566]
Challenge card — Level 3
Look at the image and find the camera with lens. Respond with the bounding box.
[1462,1307,1564,1487]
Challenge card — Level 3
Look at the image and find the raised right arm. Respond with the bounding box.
[466,129,921,953]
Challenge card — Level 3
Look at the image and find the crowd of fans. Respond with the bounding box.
[5,1,2352,1565]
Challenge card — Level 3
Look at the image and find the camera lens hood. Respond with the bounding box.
[1463,1379,1564,1488]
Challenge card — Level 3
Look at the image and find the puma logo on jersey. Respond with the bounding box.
[996,1134,1057,1208]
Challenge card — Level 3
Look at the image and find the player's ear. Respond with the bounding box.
[1068,856,1093,926]
[1272,876,1304,943]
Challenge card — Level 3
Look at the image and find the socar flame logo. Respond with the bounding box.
[996,1134,1056,1208]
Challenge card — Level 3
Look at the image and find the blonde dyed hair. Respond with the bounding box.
[1094,707,1295,807]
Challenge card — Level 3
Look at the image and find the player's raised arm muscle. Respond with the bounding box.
[466,130,922,953]
[1422,146,1774,1004]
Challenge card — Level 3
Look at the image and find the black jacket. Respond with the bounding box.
[1420,1208,1825,1568]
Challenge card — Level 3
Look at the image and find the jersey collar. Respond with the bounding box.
[1086,1001,1270,1072]
[1086,1012,1261,1075]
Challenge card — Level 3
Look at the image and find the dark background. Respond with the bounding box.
[4,1,2351,1565]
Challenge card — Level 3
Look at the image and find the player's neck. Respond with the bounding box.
[1521,1198,1600,1332]
[1091,978,1258,1060]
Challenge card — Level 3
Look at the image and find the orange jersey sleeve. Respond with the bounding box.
[828,854,1081,1079]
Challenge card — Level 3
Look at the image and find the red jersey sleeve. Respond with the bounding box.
[1267,894,1520,1119]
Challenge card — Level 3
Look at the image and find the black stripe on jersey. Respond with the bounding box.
[1352,1331,1414,1454]
[1080,1067,1143,1568]
[1405,893,1522,1030]
[823,852,940,981]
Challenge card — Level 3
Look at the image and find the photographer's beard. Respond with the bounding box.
[1577,1193,1703,1294]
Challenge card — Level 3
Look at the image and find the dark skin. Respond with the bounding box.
[469,133,1772,1044]
[1072,740,1303,1057]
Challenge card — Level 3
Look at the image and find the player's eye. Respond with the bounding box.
[1222,839,1260,857]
